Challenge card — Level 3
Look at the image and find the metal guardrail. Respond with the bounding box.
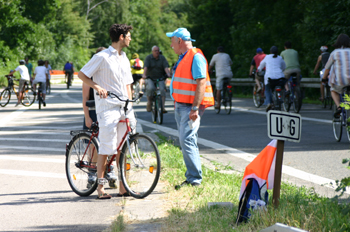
[211,78,320,88]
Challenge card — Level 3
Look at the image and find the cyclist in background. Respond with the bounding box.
[25,57,33,86]
[45,60,52,86]
[141,46,171,113]
[249,47,266,93]
[280,41,301,94]
[9,60,30,107]
[63,61,73,85]
[33,59,48,106]
[313,46,330,102]
[209,46,233,109]
[130,53,144,94]
[322,34,350,117]
[258,46,286,112]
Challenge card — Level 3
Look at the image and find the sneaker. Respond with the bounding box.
[43,101,46,107]
[15,103,19,107]
[284,90,291,96]
[106,170,118,181]
[146,101,152,112]
[175,180,200,190]
[334,107,342,118]
[87,172,97,188]
[256,87,262,93]
[163,109,168,113]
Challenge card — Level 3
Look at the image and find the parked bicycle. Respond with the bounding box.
[148,77,164,124]
[332,86,350,142]
[283,73,302,113]
[0,75,36,107]
[252,71,265,108]
[65,92,161,199]
[214,77,233,114]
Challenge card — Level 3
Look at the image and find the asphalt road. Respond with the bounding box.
[1,83,350,231]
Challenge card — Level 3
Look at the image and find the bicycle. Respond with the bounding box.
[283,73,302,113]
[148,77,164,124]
[132,79,142,104]
[332,86,350,142]
[321,77,333,109]
[0,75,36,107]
[214,77,233,114]
[65,92,161,199]
[34,82,45,110]
[252,71,265,108]
[267,78,285,111]
[65,71,73,89]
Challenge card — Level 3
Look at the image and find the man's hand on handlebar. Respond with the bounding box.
[95,86,108,98]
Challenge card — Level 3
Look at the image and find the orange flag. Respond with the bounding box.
[239,140,277,199]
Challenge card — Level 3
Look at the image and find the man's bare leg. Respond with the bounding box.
[97,154,108,195]
[116,151,128,194]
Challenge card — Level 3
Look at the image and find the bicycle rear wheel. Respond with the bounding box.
[283,88,292,112]
[224,87,232,114]
[119,133,161,199]
[66,133,99,196]
[133,82,140,104]
[253,84,261,108]
[157,95,163,124]
[21,87,36,106]
[0,89,11,107]
[332,105,343,142]
[293,87,302,113]
[214,89,220,114]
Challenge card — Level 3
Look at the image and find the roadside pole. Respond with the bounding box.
[267,111,302,208]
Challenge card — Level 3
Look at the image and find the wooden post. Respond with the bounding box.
[273,140,284,208]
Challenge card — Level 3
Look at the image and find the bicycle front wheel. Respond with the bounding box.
[224,87,232,114]
[21,87,36,106]
[119,133,161,199]
[157,95,163,124]
[66,133,99,196]
[0,89,11,107]
[332,105,343,142]
[151,97,157,123]
[133,82,140,104]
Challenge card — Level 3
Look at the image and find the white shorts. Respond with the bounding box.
[97,106,136,155]
[216,75,233,90]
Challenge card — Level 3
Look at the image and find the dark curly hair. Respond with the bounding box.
[109,24,133,43]
[37,59,45,66]
[333,34,350,49]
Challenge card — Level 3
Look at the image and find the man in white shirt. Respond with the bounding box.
[9,60,30,107]
[78,23,135,199]
[209,46,233,109]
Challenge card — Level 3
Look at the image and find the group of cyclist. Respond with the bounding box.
[248,33,350,116]
[7,59,52,107]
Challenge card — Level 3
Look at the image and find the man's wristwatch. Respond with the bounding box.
[191,106,199,111]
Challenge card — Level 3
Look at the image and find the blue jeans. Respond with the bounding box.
[174,102,204,184]
[265,78,286,105]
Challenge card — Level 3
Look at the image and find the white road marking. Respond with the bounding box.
[0,145,65,152]
[0,138,68,142]
[137,118,350,194]
[0,169,65,178]
[0,155,64,163]
[0,131,69,135]
[1,125,82,130]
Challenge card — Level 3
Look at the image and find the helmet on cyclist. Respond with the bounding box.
[256,47,263,53]
[19,60,25,65]
[132,53,139,59]
[320,46,328,52]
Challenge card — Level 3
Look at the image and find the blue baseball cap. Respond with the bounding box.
[256,47,263,53]
[166,28,196,42]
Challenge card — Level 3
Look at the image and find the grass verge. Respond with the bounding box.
[112,134,350,232]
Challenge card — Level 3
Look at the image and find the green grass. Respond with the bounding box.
[112,136,349,231]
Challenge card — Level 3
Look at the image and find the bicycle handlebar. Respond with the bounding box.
[95,91,143,102]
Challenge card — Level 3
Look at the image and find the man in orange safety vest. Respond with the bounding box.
[166,28,214,189]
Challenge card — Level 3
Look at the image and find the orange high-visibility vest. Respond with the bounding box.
[173,48,214,107]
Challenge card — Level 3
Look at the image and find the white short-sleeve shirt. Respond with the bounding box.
[15,65,30,81]
[34,66,47,82]
[209,53,233,78]
[258,54,286,85]
[80,46,134,114]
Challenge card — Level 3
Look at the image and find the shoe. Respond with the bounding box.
[163,109,168,113]
[214,104,220,110]
[334,107,342,118]
[285,90,291,96]
[87,172,97,188]
[319,97,324,102]
[175,180,200,190]
[147,101,152,112]
[43,101,46,107]
[15,103,19,107]
[266,104,273,112]
[256,87,262,93]
[106,169,118,181]
[96,193,112,199]
[116,192,131,197]
[109,180,117,188]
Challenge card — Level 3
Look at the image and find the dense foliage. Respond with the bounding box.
[1,0,350,79]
